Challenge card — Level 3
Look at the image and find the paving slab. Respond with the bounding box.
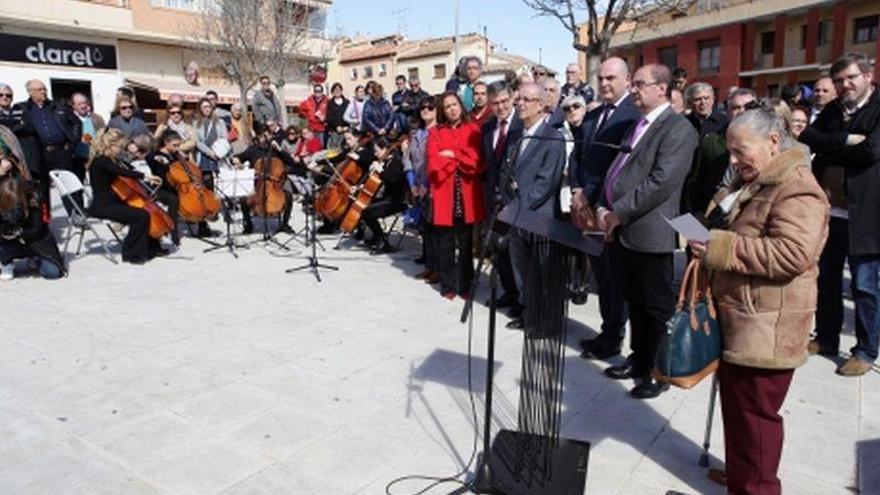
[0,204,874,494]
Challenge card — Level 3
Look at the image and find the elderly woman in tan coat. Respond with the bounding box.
[690,107,828,495]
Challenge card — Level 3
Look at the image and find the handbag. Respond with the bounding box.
[653,258,722,389]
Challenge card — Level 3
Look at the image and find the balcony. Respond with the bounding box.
[76,0,131,7]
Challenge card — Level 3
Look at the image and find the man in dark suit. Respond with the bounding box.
[596,64,699,399]
[569,57,640,360]
[16,79,81,202]
[501,82,567,329]
[481,81,524,314]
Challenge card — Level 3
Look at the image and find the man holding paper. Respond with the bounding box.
[594,64,698,399]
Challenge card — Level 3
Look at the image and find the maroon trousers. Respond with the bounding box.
[718,360,794,495]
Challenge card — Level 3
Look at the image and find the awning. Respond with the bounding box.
[124,76,310,106]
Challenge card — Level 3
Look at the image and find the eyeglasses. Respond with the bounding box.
[0,93,11,98]
[533,71,547,77]
[562,104,583,112]
[631,80,659,90]
[120,106,133,110]
[516,96,542,105]
[832,72,865,85]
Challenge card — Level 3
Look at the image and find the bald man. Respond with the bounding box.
[570,57,639,361]
[810,77,837,124]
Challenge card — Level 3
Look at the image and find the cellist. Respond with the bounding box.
[314,129,375,235]
[88,128,166,264]
[144,130,185,246]
[360,137,406,253]
[231,122,303,234]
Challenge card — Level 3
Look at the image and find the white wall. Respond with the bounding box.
[0,61,123,117]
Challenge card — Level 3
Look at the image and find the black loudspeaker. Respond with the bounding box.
[474,429,590,495]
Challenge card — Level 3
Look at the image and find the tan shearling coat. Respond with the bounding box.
[703,146,829,370]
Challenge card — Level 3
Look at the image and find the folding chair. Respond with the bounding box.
[49,170,121,264]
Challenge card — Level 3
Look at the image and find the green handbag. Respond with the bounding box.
[653,259,722,389]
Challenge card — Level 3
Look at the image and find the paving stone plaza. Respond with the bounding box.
[0,203,877,495]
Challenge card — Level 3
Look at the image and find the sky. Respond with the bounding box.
[325,0,581,78]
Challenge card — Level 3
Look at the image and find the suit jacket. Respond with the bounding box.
[500,119,566,219]
[799,87,880,255]
[480,113,523,214]
[570,95,641,205]
[599,106,698,253]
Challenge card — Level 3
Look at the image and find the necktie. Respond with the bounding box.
[494,119,508,160]
[603,117,649,207]
[596,104,615,134]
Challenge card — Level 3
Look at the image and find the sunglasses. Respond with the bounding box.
[120,105,133,110]
[533,71,547,76]
[169,110,182,115]
[0,93,11,98]
[420,105,435,111]
[562,104,583,112]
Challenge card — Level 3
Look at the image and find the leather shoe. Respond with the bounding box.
[493,293,517,309]
[580,343,622,360]
[630,376,669,399]
[604,357,637,380]
[506,318,525,330]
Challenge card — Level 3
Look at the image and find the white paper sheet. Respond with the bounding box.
[664,213,710,243]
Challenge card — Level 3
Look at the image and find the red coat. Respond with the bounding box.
[300,95,328,133]
[427,121,486,227]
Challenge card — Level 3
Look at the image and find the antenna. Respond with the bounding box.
[391,7,411,35]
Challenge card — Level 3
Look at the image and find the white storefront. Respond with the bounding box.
[0,29,122,117]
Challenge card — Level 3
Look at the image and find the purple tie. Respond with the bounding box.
[604,117,649,207]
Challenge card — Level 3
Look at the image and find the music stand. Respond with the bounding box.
[245,147,290,252]
[285,181,338,282]
[281,174,321,250]
[203,166,253,258]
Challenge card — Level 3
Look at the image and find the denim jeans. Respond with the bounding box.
[850,254,880,363]
[0,240,62,280]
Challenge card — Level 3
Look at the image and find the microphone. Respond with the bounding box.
[593,141,632,153]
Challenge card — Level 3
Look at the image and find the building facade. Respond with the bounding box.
[0,0,333,124]
[582,0,880,99]
[328,33,541,96]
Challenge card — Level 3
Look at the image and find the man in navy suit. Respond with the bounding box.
[569,57,640,360]
[481,81,524,314]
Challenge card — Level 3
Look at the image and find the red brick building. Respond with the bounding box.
[582,0,880,99]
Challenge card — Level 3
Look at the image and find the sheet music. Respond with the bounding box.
[217,167,255,198]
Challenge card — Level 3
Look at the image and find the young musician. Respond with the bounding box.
[88,128,166,263]
[360,137,406,253]
[145,131,186,245]
[231,122,304,234]
[314,129,375,235]
[0,145,64,280]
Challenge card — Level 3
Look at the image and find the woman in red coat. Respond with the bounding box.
[427,92,486,299]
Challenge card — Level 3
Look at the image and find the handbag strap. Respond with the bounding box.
[677,258,700,310]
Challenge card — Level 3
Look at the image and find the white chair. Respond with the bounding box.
[49,170,121,264]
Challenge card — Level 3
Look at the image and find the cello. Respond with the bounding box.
[314,157,363,221]
[247,154,288,217]
[338,138,405,233]
[164,156,222,223]
[110,167,175,239]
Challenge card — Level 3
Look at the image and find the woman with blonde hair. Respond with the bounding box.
[107,95,149,139]
[88,128,164,263]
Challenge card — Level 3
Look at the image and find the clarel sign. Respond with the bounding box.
[0,33,117,70]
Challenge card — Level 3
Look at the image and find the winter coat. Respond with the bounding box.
[299,95,328,133]
[426,121,485,226]
[703,147,829,370]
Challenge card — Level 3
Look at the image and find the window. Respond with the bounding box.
[800,25,808,50]
[818,20,832,46]
[433,64,446,80]
[363,65,373,78]
[408,67,419,80]
[854,15,879,44]
[698,39,721,74]
[658,46,678,69]
[149,0,213,10]
[349,68,358,81]
[378,63,387,77]
[760,31,775,55]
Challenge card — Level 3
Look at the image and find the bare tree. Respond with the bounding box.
[190,0,322,139]
[521,0,697,88]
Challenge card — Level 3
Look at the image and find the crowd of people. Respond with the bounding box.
[0,49,878,495]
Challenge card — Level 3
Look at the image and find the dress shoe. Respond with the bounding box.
[580,342,622,360]
[316,223,337,235]
[149,247,172,258]
[414,269,433,280]
[836,356,873,376]
[493,293,518,309]
[414,256,426,265]
[807,339,837,356]
[441,290,456,300]
[506,317,525,330]
[604,357,637,380]
[707,468,727,486]
[277,224,296,235]
[630,376,669,399]
[424,273,441,285]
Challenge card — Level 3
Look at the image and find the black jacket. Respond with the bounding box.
[686,107,728,139]
[799,86,880,255]
[88,155,144,211]
[1,107,42,175]
[480,114,523,214]
[0,184,65,274]
[326,97,350,131]
[17,98,82,148]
